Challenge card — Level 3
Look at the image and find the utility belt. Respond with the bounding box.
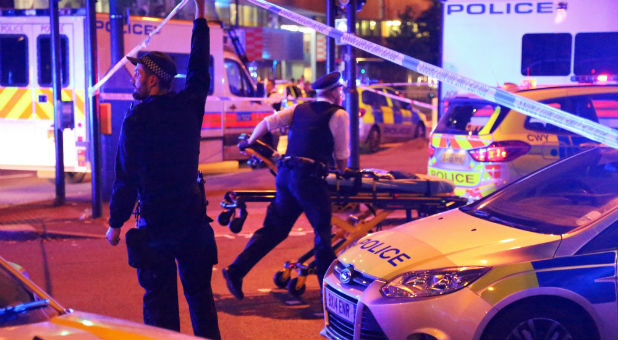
[278,155,328,178]
[126,172,211,269]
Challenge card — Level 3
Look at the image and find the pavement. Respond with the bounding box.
[0,161,262,242]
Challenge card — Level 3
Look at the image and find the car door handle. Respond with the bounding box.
[228,105,237,110]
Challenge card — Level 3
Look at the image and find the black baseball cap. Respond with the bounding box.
[127,51,177,82]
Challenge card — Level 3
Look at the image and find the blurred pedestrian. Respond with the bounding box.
[105,1,220,339]
[222,71,350,299]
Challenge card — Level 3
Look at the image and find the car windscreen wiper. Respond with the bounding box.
[461,206,491,219]
[464,208,533,230]
[0,299,50,316]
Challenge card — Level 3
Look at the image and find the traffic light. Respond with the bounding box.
[337,0,367,13]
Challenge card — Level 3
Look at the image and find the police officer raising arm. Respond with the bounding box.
[105,0,220,338]
[223,71,350,300]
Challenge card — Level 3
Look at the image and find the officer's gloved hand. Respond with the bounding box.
[341,167,358,179]
[238,140,250,152]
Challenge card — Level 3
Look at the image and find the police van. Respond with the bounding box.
[0,10,271,177]
[441,0,618,102]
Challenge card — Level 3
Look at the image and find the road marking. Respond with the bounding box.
[214,230,313,239]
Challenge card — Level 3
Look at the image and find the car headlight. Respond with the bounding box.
[381,266,490,299]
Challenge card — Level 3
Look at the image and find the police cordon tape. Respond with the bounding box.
[89,0,191,95]
[243,0,618,149]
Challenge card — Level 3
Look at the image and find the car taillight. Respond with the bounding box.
[428,144,435,158]
[468,141,530,162]
[359,108,366,117]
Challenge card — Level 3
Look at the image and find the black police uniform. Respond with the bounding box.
[225,73,344,297]
[108,19,220,340]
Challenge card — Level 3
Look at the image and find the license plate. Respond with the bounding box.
[325,288,355,324]
[441,151,466,164]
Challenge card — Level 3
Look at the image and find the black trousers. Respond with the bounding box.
[136,218,220,340]
[229,164,336,285]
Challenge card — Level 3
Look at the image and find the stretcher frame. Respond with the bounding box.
[218,178,468,296]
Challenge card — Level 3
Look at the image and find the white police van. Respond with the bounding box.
[440,0,618,104]
[0,10,271,178]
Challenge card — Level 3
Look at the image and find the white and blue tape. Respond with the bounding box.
[244,0,618,149]
[89,0,191,95]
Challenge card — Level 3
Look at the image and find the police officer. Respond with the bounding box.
[222,71,350,300]
[105,1,220,339]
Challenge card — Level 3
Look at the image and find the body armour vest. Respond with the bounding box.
[286,101,343,165]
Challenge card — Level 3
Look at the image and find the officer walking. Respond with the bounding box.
[105,1,220,339]
[223,71,350,300]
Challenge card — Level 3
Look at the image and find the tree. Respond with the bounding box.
[386,0,442,66]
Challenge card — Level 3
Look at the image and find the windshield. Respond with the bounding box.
[464,147,618,234]
[0,264,59,327]
[435,97,506,135]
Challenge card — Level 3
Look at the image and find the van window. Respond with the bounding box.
[0,35,28,86]
[525,95,609,133]
[434,98,504,135]
[225,59,254,97]
[38,35,69,87]
[521,33,571,76]
[574,32,618,76]
[138,52,214,95]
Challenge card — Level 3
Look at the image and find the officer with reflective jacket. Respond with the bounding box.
[223,71,350,300]
[105,1,220,338]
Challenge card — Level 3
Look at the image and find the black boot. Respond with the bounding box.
[222,267,244,300]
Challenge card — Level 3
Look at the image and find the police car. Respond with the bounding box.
[323,146,618,340]
[428,84,618,201]
[357,86,428,153]
[0,256,204,340]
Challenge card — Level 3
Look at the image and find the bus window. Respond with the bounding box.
[0,35,28,86]
[37,35,69,87]
[574,32,618,76]
[521,33,571,76]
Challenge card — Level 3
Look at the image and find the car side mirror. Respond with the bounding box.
[255,83,265,98]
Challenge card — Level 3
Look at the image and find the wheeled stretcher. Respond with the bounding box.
[217,139,468,296]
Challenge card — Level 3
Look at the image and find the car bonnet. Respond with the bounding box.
[337,208,562,281]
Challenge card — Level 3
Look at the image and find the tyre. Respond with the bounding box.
[481,303,595,340]
[366,127,380,153]
[286,277,306,296]
[273,270,290,289]
[414,123,426,139]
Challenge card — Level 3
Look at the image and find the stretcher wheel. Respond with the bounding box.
[287,277,306,296]
[217,210,233,226]
[273,270,290,289]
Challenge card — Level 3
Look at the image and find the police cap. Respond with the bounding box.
[127,51,177,82]
[312,71,343,92]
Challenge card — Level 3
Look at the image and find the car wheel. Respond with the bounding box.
[366,127,380,153]
[414,123,426,139]
[481,303,594,340]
